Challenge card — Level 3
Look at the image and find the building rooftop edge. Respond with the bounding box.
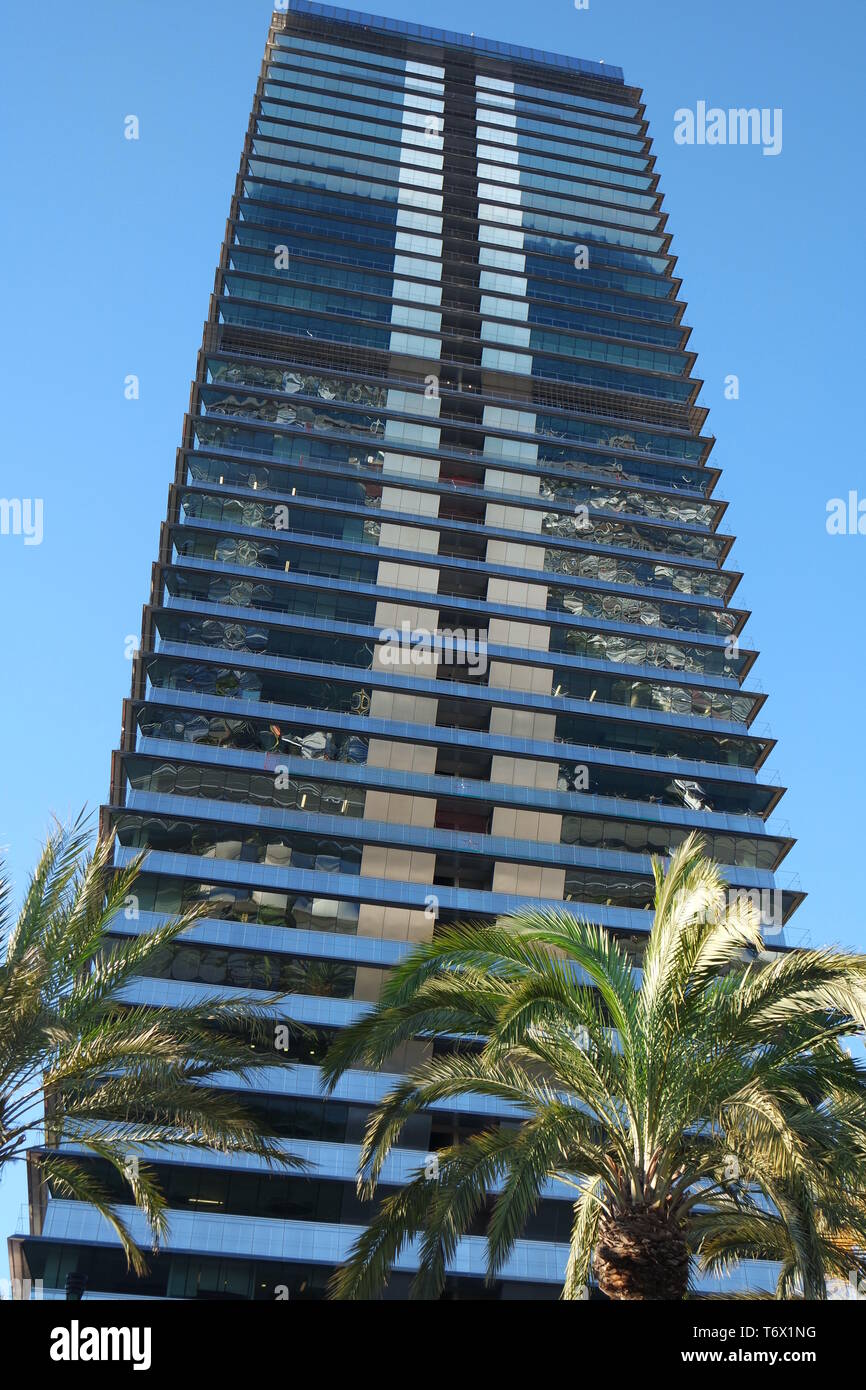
[283,0,626,85]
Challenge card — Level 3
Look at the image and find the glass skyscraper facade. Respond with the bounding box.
[10,0,802,1300]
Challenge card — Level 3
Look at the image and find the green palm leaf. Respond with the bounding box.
[0,817,309,1270]
[323,833,866,1300]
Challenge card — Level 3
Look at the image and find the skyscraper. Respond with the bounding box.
[10,0,802,1300]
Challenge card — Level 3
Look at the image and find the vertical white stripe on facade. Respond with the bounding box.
[390,73,444,360]
[474,79,561,879]
[475,77,532,376]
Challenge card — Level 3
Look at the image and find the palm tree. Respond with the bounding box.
[321,835,866,1300]
[0,814,305,1274]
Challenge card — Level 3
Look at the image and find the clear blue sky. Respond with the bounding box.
[1,0,864,1255]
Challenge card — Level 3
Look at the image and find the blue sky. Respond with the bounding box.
[1,0,864,1255]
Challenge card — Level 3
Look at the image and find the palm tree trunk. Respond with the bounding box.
[594,1207,689,1300]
